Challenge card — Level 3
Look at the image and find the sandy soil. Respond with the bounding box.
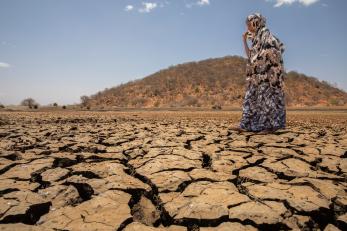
[0,110,346,231]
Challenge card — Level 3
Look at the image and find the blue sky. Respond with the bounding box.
[0,0,346,105]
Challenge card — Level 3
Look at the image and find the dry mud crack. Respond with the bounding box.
[0,111,346,231]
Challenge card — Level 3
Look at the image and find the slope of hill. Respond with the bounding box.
[83,55,347,108]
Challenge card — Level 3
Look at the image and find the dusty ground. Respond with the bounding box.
[0,110,346,231]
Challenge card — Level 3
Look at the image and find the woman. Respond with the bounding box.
[232,12,286,134]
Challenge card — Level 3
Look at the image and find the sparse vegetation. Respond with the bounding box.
[80,95,90,107]
[329,98,338,106]
[79,56,347,108]
[53,102,58,107]
[0,103,4,108]
[62,105,67,109]
[21,98,39,109]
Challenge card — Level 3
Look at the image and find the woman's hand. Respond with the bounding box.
[242,31,249,41]
[243,32,250,59]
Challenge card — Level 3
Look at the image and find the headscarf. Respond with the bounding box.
[245,12,285,88]
[246,12,267,36]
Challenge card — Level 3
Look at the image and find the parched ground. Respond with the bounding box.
[0,110,346,231]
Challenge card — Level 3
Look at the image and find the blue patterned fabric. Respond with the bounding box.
[239,81,286,132]
[239,12,286,132]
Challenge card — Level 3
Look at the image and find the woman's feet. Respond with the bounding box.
[257,128,278,134]
[229,124,248,132]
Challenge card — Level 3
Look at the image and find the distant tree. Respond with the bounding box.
[80,95,90,107]
[62,105,67,109]
[53,102,58,107]
[21,98,39,108]
[33,104,38,109]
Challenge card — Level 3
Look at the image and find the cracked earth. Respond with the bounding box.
[0,111,346,231]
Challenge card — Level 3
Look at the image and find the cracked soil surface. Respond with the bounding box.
[0,110,346,231]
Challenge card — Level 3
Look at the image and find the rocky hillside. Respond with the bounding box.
[83,55,347,108]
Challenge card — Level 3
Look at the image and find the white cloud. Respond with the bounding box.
[124,5,134,11]
[197,0,210,6]
[266,0,320,7]
[186,0,211,8]
[0,62,11,69]
[138,2,158,13]
[298,0,320,6]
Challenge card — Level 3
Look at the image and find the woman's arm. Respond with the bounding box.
[242,32,250,59]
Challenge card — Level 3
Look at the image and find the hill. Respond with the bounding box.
[82,56,347,108]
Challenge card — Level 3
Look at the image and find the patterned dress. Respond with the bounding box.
[239,13,286,132]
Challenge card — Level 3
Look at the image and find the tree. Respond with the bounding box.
[53,102,58,107]
[80,95,90,107]
[21,98,39,108]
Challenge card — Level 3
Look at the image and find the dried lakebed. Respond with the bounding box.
[0,111,346,231]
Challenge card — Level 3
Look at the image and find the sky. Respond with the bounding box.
[0,0,346,105]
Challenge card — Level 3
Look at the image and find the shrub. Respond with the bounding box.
[53,102,58,107]
[329,98,338,106]
[80,95,90,107]
[62,105,67,109]
[154,101,160,107]
[21,98,39,108]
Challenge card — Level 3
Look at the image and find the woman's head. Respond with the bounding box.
[246,13,267,34]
